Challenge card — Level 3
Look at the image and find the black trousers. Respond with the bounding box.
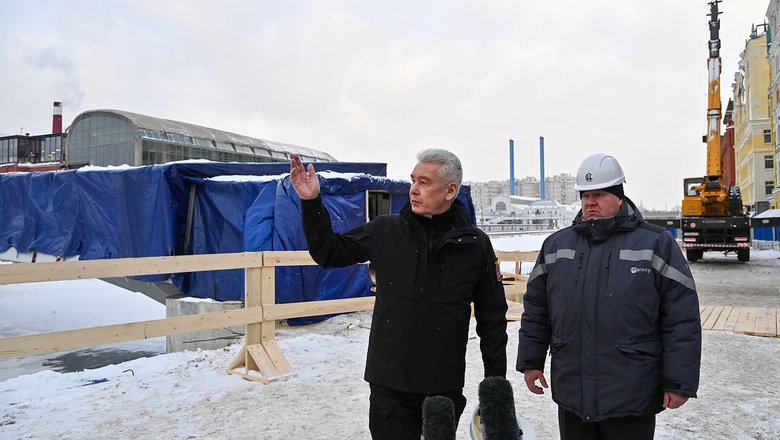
[368,383,467,440]
[558,407,656,440]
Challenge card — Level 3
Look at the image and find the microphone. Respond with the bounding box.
[422,395,456,440]
[478,376,521,440]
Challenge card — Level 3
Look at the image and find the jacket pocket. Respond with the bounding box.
[616,340,662,358]
[549,334,568,355]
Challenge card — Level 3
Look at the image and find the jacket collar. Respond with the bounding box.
[572,196,643,243]
[400,198,473,231]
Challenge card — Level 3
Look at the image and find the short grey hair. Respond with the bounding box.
[416,148,463,193]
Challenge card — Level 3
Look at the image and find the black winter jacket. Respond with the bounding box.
[302,196,508,394]
[516,198,701,422]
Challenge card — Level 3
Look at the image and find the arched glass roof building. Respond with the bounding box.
[65,109,335,168]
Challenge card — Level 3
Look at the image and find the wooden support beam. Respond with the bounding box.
[0,306,263,358]
[228,263,295,383]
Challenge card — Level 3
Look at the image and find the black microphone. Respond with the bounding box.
[478,376,521,440]
[422,395,456,440]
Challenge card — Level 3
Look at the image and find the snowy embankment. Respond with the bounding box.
[3,314,780,439]
[2,235,780,439]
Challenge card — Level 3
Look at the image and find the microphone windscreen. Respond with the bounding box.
[422,395,456,440]
[478,376,520,440]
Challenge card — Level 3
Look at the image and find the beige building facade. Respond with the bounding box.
[766,0,780,209]
[733,29,775,213]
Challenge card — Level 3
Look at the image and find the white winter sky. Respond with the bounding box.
[0,0,772,209]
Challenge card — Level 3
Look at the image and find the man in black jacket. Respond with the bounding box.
[290,149,508,439]
[517,153,701,440]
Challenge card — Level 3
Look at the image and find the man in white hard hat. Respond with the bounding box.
[516,153,701,439]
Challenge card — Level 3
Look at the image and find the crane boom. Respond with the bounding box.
[706,0,723,178]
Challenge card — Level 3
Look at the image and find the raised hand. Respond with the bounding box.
[289,154,320,200]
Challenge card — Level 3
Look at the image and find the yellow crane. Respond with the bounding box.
[680,0,751,262]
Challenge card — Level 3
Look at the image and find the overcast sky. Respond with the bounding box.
[0,0,772,209]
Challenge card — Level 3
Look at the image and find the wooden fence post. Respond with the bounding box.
[227,257,294,383]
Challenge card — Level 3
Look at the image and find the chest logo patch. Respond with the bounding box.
[630,266,652,274]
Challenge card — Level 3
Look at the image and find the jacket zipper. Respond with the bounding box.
[605,249,613,296]
[574,252,584,285]
[594,248,613,419]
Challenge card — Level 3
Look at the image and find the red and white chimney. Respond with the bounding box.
[52,101,63,134]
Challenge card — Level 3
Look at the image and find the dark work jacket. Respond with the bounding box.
[516,198,701,422]
[302,196,508,394]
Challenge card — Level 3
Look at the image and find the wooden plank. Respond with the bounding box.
[733,307,762,335]
[506,301,524,321]
[699,305,715,325]
[261,251,318,267]
[264,296,376,321]
[260,266,276,344]
[262,339,292,374]
[494,250,539,263]
[228,345,248,371]
[711,305,732,331]
[752,307,777,337]
[702,305,724,330]
[0,252,264,285]
[724,306,741,331]
[502,282,525,304]
[247,344,280,380]
[0,306,264,358]
[244,267,264,346]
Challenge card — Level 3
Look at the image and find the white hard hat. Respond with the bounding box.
[574,153,626,191]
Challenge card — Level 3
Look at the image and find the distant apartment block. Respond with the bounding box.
[468,172,578,212]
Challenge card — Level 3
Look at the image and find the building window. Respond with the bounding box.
[766,181,775,196]
[766,155,775,169]
[495,201,506,211]
[764,129,772,144]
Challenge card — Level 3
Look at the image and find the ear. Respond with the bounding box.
[445,182,458,201]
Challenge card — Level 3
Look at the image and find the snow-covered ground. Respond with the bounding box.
[2,234,780,439]
[0,278,166,383]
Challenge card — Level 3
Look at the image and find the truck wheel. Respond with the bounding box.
[737,248,750,262]
[686,249,702,262]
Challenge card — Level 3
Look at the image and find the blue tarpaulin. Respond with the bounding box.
[0,161,476,324]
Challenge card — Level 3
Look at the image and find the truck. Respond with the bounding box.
[680,0,752,262]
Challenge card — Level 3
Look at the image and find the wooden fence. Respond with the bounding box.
[0,250,539,383]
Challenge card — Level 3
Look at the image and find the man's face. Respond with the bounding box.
[409,161,457,218]
[581,190,623,220]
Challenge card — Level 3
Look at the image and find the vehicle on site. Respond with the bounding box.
[680,0,751,262]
